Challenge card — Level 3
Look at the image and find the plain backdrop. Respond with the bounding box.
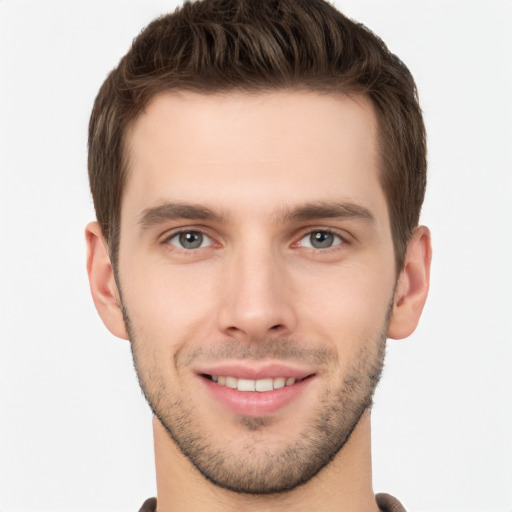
[1,1,511,511]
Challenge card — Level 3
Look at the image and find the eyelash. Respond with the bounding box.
[164,229,215,252]
[295,228,346,251]
[162,227,348,253]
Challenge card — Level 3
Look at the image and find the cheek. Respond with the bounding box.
[120,260,222,350]
[295,262,394,352]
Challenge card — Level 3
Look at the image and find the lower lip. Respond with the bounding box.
[201,376,313,417]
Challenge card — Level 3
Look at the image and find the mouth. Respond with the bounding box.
[197,365,316,417]
[202,374,307,392]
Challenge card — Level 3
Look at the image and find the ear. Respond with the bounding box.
[387,225,432,340]
[85,221,128,340]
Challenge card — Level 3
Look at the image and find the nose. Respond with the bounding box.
[217,243,298,342]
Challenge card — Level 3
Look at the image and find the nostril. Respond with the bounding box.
[270,324,282,330]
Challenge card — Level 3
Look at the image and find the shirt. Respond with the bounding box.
[138,492,406,511]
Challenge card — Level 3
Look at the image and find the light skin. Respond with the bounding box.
[86,91,431,511]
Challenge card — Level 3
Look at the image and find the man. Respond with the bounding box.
[85,0,431,510]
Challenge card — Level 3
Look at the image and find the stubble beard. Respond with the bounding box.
[123,306,388,495]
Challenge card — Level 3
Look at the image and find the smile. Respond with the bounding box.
[208,375,299,392]
[200,370,315,417]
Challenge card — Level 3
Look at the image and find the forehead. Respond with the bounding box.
[122,90,386,224]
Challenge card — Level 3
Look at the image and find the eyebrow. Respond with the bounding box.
[277,201,376,224]
[138,199,375,230]
[138,203,226,229]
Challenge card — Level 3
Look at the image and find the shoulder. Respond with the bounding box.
[138,497,157,512]
[375,493,407,512]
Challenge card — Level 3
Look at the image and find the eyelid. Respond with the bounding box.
[161,226,218,250]
[293,227,349,249]
[158,225,351,251]
[170,232,212,249]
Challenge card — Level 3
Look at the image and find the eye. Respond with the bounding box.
[167,230,212,250]
[298,230,343,249]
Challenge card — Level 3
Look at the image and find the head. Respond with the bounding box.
[88,0,426,275]
[86,0,431,498]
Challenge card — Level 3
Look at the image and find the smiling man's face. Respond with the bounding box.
[108,90,399,493]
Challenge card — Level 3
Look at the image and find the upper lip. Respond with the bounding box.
[195,362,315,380]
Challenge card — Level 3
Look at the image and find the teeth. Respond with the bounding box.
[273,377,286,389]
[211,375,297,392]
[225,376,237,389]
[255,378,273,392]
[237,378,256,392]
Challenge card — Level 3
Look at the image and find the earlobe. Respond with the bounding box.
[387,226,432,340]
[85,221,129,340]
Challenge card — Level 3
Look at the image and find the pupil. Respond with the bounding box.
[311,231,333,248]
[179,231,203,249]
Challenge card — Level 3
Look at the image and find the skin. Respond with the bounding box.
[86,90,431,512]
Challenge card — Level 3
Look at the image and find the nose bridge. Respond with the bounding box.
[218,234,296,340]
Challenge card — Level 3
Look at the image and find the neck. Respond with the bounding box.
[153,411,379,512]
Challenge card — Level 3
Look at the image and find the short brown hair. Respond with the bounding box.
[88,0,426,271]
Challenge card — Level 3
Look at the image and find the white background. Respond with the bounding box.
[1,1,511,511]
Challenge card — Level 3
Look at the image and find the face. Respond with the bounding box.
[117,91,397,493]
